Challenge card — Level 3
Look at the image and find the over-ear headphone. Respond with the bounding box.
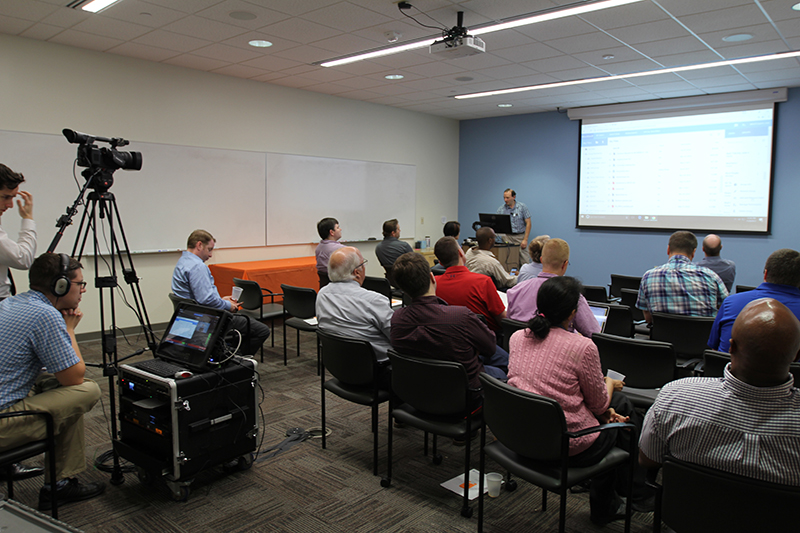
[51,253,71,297]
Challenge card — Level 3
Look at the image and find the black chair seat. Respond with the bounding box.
[392,404,482,439]
[324,379,390,406]
[1,441,49,464]
[284,316,318,332]
[485,440,630,491]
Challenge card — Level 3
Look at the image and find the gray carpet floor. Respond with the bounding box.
[7,321,656,532]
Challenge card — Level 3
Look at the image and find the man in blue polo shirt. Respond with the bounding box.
[496,188,532,264]
[708,248,800,352]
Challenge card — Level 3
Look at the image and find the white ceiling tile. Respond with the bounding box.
[163,53,230,71]
[490,42,563,63]
[0,15,34,35]
[1,0,59,22]
[211,63,268,78]
[108,41,180,62]
[71,16,152,41]
[775,19,800,38]
[544,31,625,55]
[514,17,598,41]
[579,1,670,30]
[239,54,305,71]
[404,61,468,78]
[99,0,187,29]
[717,40,791,59]
[192,42,263,62]
[244,0,342,18]
[601,58,666,75]
[132,29,212,53]
[259,16,342,45]
[39,6,91,28]
[19,22,63,40]
[304,32,380,55]
[744,67,800,82]
[605,19,691,45]
[300,2,393,33]
[49,29,123,51]
[219,30,301,53]
[644,50,723,68]
[522,54,587,73]
[139,0,222,15]
[679,4,768,35]
[686,74,754,89]
[658,0,753,18]
[161,15,248,41]
[273,44,334,63]
[195,0,290,29]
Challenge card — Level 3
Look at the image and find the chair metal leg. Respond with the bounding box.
[282,317,288,366]
[321,363,326,450]
[296,329,300,358]
[380,398,393,487]
[461,423,473,518]
[371,403,379,476]
[558,489,567,533]
[478,424,487,533]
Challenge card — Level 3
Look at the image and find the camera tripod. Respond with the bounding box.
[49,166,157,485]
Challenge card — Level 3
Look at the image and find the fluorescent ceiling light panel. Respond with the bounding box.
[319,0,644,68]
[455,50,800,99]
[81,0,122,13]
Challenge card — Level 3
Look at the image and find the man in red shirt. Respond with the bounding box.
[434,237,506,333]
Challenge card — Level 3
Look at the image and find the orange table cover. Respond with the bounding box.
[209,257,317,304]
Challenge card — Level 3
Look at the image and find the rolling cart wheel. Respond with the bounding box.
[432,454,443,465]
[461,506,473,518]
[239,453,254,471]
[380,477,391,488]
[506,479,518,492]
[136,467,155,486]
[171,486,190,502]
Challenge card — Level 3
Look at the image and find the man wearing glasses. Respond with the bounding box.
[0,253,105,510]
[316,247,394,362]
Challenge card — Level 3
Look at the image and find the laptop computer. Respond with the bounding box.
[131,303,233,377]
[589,304,610,333]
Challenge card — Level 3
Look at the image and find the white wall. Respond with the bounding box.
[0,34,459,333]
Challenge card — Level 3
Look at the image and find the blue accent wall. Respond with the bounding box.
[459,87,800,289]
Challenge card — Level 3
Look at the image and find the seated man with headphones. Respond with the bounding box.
[0,253,105,511]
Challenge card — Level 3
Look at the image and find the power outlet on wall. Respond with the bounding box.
[420,217,424,224]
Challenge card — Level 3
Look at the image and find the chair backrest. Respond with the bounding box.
[736,284,756,293]
[650,312,714,358]
[362,276,392,301]
[500,317,528,353]
[703,349,800,383]
[233,278,263,311]
[619,288,645,322]
[609,274,641,298]
[583,285,608,303]
[479,374,567,461]
[593,333,676,388]
[660,456,800,532]
[388,349,470,416]
[168,292,197,312]
[318,330,379,386]
[605,304,634,338]
[280,284,317,319]
[701,349,731,377]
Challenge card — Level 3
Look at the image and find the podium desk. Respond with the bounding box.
[209,257,317,303]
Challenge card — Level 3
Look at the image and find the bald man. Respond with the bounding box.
[640,298,800,485]
[464,226,517,289]
[697,234,736,292]
[315,246,393,360]
[506,238,601,337]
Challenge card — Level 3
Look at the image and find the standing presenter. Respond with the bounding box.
[496,188,531,264]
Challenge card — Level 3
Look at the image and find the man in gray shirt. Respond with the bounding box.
[697,234,736,292]
[316,246,394,360]
[375,218,413,284]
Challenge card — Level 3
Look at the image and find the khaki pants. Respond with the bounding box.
[499,233,531,265]
[0,374,101,482]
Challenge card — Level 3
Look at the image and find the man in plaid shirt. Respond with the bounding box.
[636,231,728,325]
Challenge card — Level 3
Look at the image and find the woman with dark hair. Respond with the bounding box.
[507,276,652,526]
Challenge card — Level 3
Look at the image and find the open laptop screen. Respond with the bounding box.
[157,303,231,370]
[589,305,609,333]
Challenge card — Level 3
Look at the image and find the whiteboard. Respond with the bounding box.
[266,153,416,245]
[0,130,266,254]
[0,130,415,252]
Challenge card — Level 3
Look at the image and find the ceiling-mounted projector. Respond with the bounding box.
[430,11,486,59]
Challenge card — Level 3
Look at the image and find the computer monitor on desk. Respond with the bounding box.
[478,213,513,235]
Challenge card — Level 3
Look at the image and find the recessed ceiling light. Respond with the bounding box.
[722,33,753,42]
[248,40,273,48]
[497,104,513,108]
[79,0,122,13]
[230,11,257,21]
[385,74,404,80]
[602,54,615,60]
[792,2,800,11]
[455,76,474,82]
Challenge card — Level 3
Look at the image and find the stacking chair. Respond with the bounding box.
[280,284,319,369]
[583,285,609,303]
[650,312,714,367]
[604,304,635,338]
[361,276,392,302]
[0,411,58,518]
[735,284,756,293]
[382,349,482,518]
[592,333,677,408]
[168,292,197,311]
[609,274,641,300]
[318,330,391,476]
[233,278,283,356]
[653,456,800,533]
[700,349,800,382]
[499,317,527,353]
[477,374,636,533]
[619,288,650,336]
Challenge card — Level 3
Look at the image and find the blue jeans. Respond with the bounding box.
[479,345,509,380]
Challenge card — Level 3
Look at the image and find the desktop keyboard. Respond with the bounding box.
[133,359,186,378]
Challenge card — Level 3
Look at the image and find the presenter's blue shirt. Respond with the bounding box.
[496,201,531,234]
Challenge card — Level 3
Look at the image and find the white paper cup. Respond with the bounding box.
[231,286,243,302]
[486,472,503,498]
[606,369,626,382]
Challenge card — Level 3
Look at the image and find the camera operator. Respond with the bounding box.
[0,163,36,301]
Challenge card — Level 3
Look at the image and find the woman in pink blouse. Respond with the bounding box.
[508,276,652,526]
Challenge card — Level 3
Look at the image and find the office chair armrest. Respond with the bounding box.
[377,357,391,368]
[608,297,622,303]
[677,358,701,370]
[693,360,705,375]
[0,410,55,439]
[568,421,636,439]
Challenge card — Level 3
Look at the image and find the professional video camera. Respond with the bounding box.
[62,128,142,192]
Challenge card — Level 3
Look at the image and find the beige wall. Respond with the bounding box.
[0,34,459,333]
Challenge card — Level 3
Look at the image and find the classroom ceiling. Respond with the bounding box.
[2,0,800,120]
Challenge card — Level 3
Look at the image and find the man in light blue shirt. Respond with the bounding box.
[172,229,270,356]
[496,188,532,264]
